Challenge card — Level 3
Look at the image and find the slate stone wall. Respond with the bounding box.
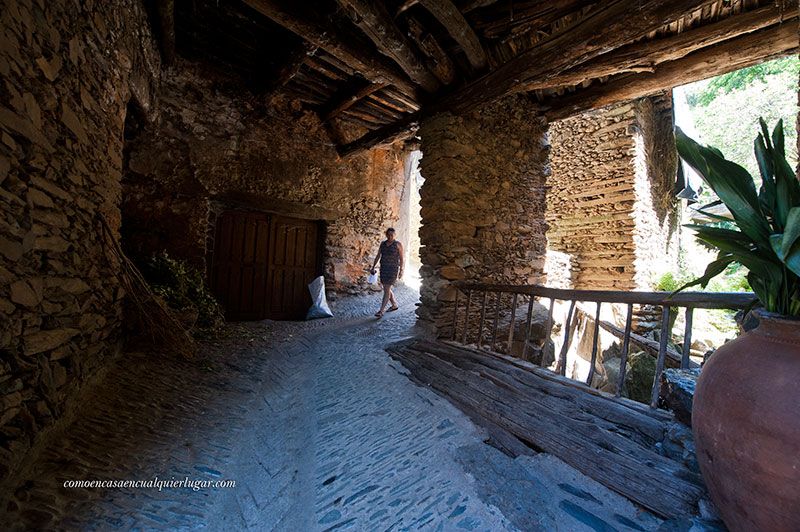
[547,95,679,291]
[417,95,549,334]
[122,63,406,294]
[0,0,159,479]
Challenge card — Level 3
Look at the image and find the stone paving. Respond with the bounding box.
[1,286,667,531]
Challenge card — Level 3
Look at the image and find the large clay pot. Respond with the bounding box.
[693,312,800,531]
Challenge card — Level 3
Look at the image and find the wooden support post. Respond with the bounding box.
[156,0,176,66]
[651,306,672,408]
[451,289,460,340]
[521,295,535,361]
[557,300,577,376]
[586,302,602,385]
[681,307,694,369]
[491,291,501,352]
[462,290,472,344]
[616,303,634,397]
[507,293,518,350]
[542,298,555,368]
[477,291,488,348]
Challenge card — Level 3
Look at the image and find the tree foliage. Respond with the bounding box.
[688,56,800,107]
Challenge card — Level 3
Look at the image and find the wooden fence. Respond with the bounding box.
[449,281,757,408]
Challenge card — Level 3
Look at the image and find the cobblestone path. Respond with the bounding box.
[1,286,663,531]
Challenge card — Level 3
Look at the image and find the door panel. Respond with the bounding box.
[266,216,319,320]
[210,211,320,321]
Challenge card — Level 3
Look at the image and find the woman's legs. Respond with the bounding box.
[376,284,392,316]
[388,286,397,308]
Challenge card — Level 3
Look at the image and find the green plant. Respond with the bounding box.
[141,252,224,331]
[675,119,800,317]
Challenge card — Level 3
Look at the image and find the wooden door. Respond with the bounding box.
[210,211,320,321]
[265,216,320,320]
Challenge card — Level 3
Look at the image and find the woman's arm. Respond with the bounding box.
[371,246,381,272]
[397,242,405,278]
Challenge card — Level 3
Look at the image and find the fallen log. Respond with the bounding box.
[388,339,706,519]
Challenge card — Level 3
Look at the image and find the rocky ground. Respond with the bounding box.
[1,286,672,531]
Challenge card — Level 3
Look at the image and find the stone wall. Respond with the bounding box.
[417,95,549,333]
[0,0,159,479]
[546,95,679,291]
[122,63,406,294]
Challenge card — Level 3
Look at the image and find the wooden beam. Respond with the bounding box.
[415,0,487,70]
[442,0,717,114]
[406,16,457,85]
[323,81,389,121]
[336,0,439,92]
[243,0,420,97]
[522,3,796,92]
[473,0,599,40]
[155,0,176,65]
[544,22,799,121]
[339,0,715,155]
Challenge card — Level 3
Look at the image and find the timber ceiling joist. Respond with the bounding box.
[166,0,798,155]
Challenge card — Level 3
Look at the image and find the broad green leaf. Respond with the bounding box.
[785,245,800,278]
[676,128,771,242]
[781,208,800,257]
[771,119,785,158]
[671,255,734,294]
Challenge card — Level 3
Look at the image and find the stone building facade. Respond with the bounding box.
[546,95,679,291]
[121,63,406,294]
[417,95,549,332]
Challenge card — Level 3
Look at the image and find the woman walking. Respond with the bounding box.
[371,228,404,318]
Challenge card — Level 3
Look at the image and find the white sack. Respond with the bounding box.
[306,276,333,320]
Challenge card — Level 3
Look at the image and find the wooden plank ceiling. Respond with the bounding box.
[168,0,799,155]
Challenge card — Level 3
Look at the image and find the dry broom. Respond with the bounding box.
[97,214,196,358]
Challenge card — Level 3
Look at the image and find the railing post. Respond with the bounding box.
[521,294,535,361]
[490,291,501,352]
[477,291,488,348]
[616,303,634,397]
[542,298,555,368]
[651,305,672,408]
[451,289,460,341]
[681,307,694,369]
[586,302,602,385]
[507,293,518,351]
[461,290,472,345]
[557,299,577,376]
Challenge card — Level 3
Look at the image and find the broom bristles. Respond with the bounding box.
[98,215,197,358]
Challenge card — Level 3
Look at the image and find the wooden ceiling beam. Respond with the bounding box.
[543,22,798,121]
[243,0,420,97]
[414,0,488,70]
[322,81,389,121]
[406,16,457,85]
[338,0,715,155]
[522,3,797,92]
[442,0,718,114]
[336,0,440,92]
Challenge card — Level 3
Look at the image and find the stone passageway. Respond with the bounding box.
[1,287,661,531]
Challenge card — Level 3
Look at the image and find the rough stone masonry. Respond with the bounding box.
[0,0,408,481]
[417,95,550,335]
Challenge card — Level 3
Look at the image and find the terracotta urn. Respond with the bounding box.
[692,312,800,531]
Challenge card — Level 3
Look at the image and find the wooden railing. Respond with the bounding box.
[448,282,757,408]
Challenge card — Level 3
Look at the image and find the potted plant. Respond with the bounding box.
[674,119,800,531]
